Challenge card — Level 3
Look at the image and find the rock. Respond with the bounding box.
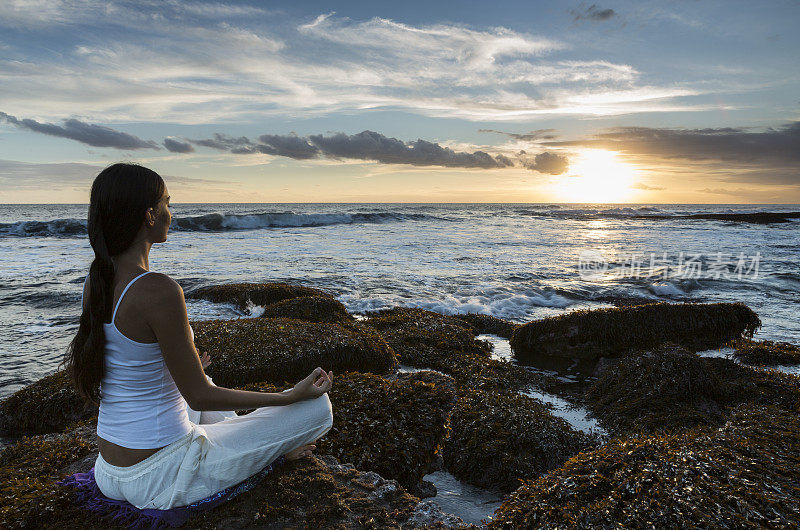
[406,499,468,528]
[730,337,800,366]
[361,306,492,374]
[510,302,761,361]
[0,425,468,529]
[193,317,398,387]
[260,295,355,324]
[411,479,437,499]
[451,313,518,339]
[0,423,98,528]
[488,404,800,529]
[585,344,800,435]
[443,388,599,493]
[241,370,457,494]
[187,282,334,313]
[0,370,96,436]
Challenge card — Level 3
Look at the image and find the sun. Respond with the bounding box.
[555,149,637,203]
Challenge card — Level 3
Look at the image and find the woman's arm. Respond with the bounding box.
[143,273,332,411]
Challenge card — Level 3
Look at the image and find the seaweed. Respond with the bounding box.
[240,370,457,494]
[586,344,800,435]
[488,404,800,529]
[0,370,96,436]
[0,426,100,529]
[730,338,800,366]
[360,306,491,369]
[450,313,518,339]
[511,302,761,361]
[259,295,356,324]
[443,388,599,493]
[187,282,334,313]
[194,317,398,387]
[187,453,426,529]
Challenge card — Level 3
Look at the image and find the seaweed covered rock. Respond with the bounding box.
[241,371,457,495]
[586,344,800,435]
[443,388,598,493]
[361,306,492,372]
[187,453,464,529]
[188,282,334,313]
[193,317,398,387]
[0,424,98,528]
[0,425,468,529]
[730,337,800,366]
[260,295,355,324]
[488,404,800,529]
[0,370,96,436]
[511,302,761,361]
[451,313,518,339]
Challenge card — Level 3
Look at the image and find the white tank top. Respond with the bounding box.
[82,271,193,449]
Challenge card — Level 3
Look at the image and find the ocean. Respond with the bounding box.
[1,203,798,399]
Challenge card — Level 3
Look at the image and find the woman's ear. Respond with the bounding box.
[146,207,155,226]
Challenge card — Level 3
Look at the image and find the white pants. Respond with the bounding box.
[94,387,333,510]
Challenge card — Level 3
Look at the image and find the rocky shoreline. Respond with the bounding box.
[2,282,799,528]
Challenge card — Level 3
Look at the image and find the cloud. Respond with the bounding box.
[544,122,800,164]
[190,129,515,169]
[0,112,160,150]
[163,137,194,153]
[256,134,319,159]
[0,4,699,122]
[571,4,617,22]
[632,182,666,190]
[0,158,228,191]
[190,133,254,151]
[308,130,512,169]
[521,151,570,174]
[478,128,559,141]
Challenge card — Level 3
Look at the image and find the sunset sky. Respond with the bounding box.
[1,0,798,203]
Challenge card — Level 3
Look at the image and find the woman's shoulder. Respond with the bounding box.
[139,272,182,294]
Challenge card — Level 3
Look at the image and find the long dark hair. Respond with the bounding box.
[64,162,166,404]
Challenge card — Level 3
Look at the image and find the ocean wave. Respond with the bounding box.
[518,208,800,224]
[0,211,448,237]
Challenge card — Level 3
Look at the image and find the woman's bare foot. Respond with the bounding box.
[284,440,318,461]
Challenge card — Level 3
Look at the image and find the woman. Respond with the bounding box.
[64,162,334,510]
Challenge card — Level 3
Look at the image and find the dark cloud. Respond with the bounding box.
[0,111,159,150]
[189,133,254,151]
[308,130,512,169]
[192,129,514,170]
[163,137,194,153]
[572,4,617,22]
[522,151,570,175]
[543,122,800,164]
[257,134,319,159]
[478,128,559,141]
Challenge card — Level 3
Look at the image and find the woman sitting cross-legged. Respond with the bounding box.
[64,162,334,510]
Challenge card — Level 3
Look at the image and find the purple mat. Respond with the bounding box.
[58,454,286,529]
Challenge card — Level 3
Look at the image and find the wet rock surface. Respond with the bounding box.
[194,316,398,387]
[259,295,355,324]
[241,370,457,494]
[488,404,800,529]
[510,302,761,361]
[730,337,800,366]
[187,282,334,313]
[586,344,800,436]
[0,370,96,436]
[443,388,599,493]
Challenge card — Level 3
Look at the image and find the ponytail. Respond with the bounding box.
[63,163,165,404]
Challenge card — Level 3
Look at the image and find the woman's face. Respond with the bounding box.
[149,188,172,243]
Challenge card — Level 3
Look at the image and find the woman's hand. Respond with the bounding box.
[290,367,333,402]
[199,351,212,369]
